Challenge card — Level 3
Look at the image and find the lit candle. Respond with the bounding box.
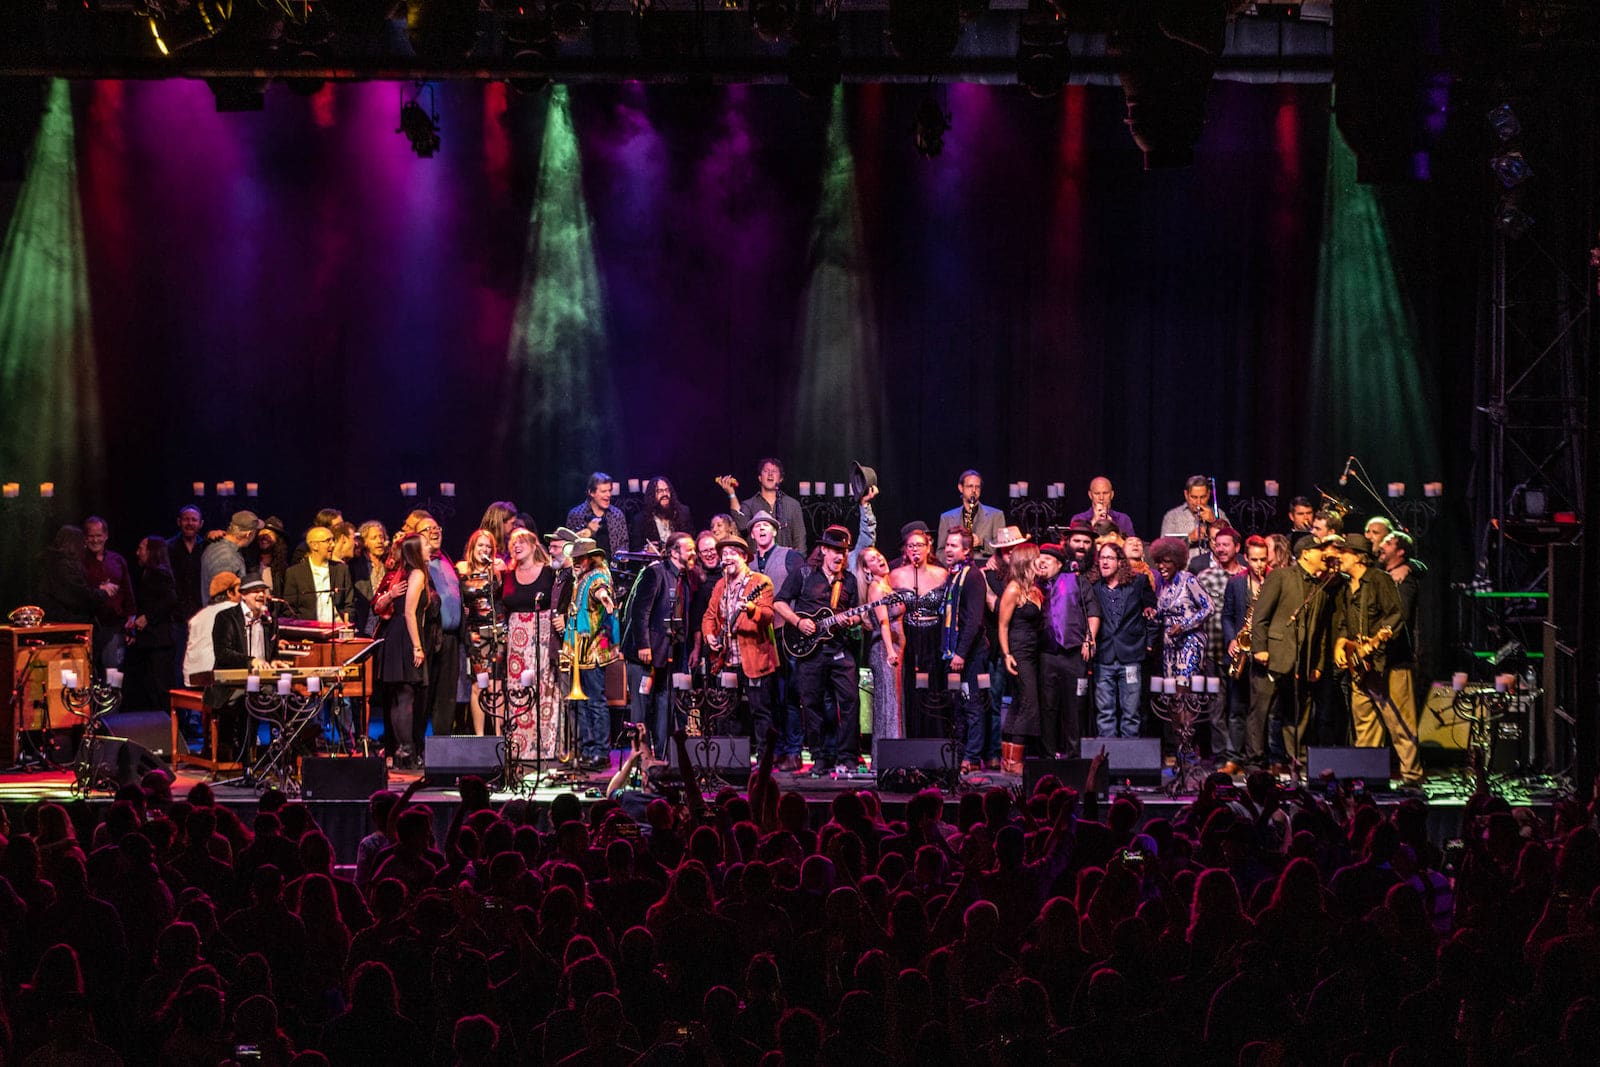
[246,674,261,693]
[799,482,811,496]
[476,671,490,690]
[1047,485,1058,499]
[1054,482,1066,497]
[915,672,929,690]
[1388,482,1405,498]
[2,483,17,499]
[277,673,292,696]
[719,671,738,689]
[1264,480,1279,498]
[106,668,124,689]
[1452,672,1467,692]
[833,482,845,498]
[61,669,78,690]
[672,672,691,691]
[814,477,825,494]
[1009,483,1020,499]
[223,481,236,496]
[1494,674,1509,693]
[192,481,205,496]
[1149,676,1163,693]
[1017,481,1029,496]
[947,672,962,688]
[215,481,228,497]
[1206,676,1221,693]
[1163,677,1177,694]
[610,481,621,495]
[307,674,321,693]
[520,669,535,687]
[627,478,640,494]
[440,482,456,498]
[1227,481,1241,496]
[977,673,991,689]
[1425,482,1443,498]
[246,482,259,497]
[39,482,54,498]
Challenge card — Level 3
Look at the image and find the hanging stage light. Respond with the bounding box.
[397,84,441,157]
[1490,150,1532,189]
[913,88,950,158]
[1486,103,1521,143]
[145,0,233,56]
[1016,0,1070,99]
[407,0,482,62]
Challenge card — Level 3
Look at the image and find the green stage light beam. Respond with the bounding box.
[0,79,103,516]
[794,84,882,475]
[1309,119,1440,490]
[501,84,616,490]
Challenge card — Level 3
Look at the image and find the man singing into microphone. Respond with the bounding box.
[1069,477,1135,538]
[1160,476,1230,563]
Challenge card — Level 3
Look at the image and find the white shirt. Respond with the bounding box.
[310,561,333,623]
[242,603,267,662]
[183,602,231,685]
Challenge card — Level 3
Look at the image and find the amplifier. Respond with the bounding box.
[1,625,94,764]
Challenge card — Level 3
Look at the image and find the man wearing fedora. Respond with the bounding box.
[702,533,781,750]
[1333,533,1422,786]
[977,525,1031,769]
[206,572,290,761]
[1037,541,1101,759]
[776,525,861,776]
[749,509,807,771]
[1249,535,1339,773]
[936,470,1006,562]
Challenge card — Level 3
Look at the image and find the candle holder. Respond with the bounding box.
[64,678,124,796]
[800,496,851,546]
[213,688,330,794]
[1393,498,1439,538]
[1009,496,1065,541]
[1226,495,1280,538]
[1149,681,1221,796]
[671,669,740,788]
[479,671,540,795]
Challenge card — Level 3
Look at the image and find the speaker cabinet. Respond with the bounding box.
[1307,746,1393,791]
[301,756,388,800]
[424,735,504,780]
[1080,736,1164,785]
[1023,757,1100,798]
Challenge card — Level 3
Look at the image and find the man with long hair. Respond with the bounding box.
[630,476,693,553]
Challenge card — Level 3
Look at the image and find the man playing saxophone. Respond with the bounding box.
[1220,535,1270,775]
[565,537,620,772]
[701,534,780,748]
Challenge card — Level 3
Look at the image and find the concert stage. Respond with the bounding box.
[0,754,1563,867]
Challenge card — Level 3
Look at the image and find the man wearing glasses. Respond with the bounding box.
[282,526,354,623]
[419,519,467,743]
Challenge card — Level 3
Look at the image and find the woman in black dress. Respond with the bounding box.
[997,542,1044,772]
[125,536,178,711]
[376,533,439,769]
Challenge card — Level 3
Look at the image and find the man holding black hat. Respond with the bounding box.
[1333,534,1422,785]
[1247,535,1339,774]
[702,533,781,749]
[776,525,861,775]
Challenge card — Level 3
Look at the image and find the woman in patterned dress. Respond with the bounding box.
[501,529,560,762]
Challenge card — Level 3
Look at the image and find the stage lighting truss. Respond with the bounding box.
[397,81,442,157]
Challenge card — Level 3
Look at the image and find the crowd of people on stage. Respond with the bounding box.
[27,461,1429,784]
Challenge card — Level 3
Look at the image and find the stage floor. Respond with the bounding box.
[0,749,1568,864]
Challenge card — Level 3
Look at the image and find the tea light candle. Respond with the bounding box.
[1150,676,1163,693]
[672,672,691,690]
[915,672,929,690]
[246,482,259,497]
[246,674,261,693]
[106,668,124,689]
[1047,485,1058,499]
[719,671,738,689]
[400,482,417,497]
[476,671,489,689]
[833,482,845,498]
[440,482,456,498]
[610,481,621,495]
[1388,482,1405,498]
[306,674,321,693]
[1264,480,1280,498]
[276,673,292,696]
[40,482,54,498]
[192,481,205,496]
[814,477,825,494]
[520,669,534,687]
[947,672,962,687]
[1163,677,1177,694]
[1054,482,1066,497]
[1009,483,1020,499]
[977,673,991,689]
[1206,676,1221,693]
[61,669,78,690]
[1227,481,1241,496]
[1451,671,1468,692]
[1017,481,1029,496]
[627,478,640,494]
[1425,482,1443,498]
[799,482,811,496]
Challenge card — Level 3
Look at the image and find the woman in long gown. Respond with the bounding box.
[888,527,949,740]
[997,543,1044,772]
[853,546,902,765]
[502,529,560,763]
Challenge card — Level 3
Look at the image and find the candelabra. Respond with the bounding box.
[1009,497,1065,541]
[1225,496,1280,538]
[63,675,123,795]
[1394,498,1440,538]
[800,497,852,545]
[672,670,740,788]
[479,674,540,794]
[213,685,327,794]
[1148,676,1224,797]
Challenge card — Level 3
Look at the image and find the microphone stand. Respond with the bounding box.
[1286,566,1341,787]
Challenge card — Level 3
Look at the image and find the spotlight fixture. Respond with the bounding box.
[549,0,591,42]
[1494,198,1534,239]
[1486,102,1521,142]
[913,89,950,159]
[1490,150,1532,189]
[145,0,233,56]
[751,0,795,43]
[206,76,266,111]
[397,84,441,158]
[1016,0,1070,98]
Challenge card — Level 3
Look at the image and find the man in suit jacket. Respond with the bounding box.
[629,477,695,553]
[1220,535,1270,774]
[941,527,992,771]
[622,532,696,754]
[701,534,779,749]
[1247,535,1338,772]
[281,526,354,623]
[206,573,290,758]
[936,470,1007,561]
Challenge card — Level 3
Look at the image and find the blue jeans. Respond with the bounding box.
[961,652,997,762]
[627,661,676,755]
[577,667,609,761]
[1095,662,1143,737]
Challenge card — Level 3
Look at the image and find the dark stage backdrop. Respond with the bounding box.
[0,77,1476,586]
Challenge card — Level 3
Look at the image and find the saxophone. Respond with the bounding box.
[1228,602,1255,679]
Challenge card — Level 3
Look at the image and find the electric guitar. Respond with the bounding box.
[1339,626,1393,682]
[782,589,915,660]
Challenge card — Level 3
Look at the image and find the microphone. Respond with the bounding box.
[1339,456,1355,486]
[535,593,545,608]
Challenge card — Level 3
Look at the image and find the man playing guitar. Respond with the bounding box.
[701,534,780,749]
[775,525,861,776]
[1332,533,1423,786]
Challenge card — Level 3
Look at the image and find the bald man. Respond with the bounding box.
[1069,477,1135,537]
